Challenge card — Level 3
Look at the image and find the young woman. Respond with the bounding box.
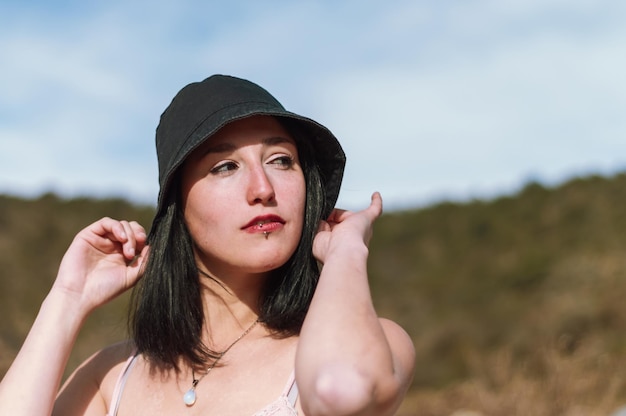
[0,75,415,415]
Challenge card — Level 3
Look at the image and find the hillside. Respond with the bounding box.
[3,173,626,415]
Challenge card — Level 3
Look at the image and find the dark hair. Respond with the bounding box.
[129,118,327,370]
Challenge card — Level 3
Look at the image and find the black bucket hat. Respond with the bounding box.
[153,74,346,222]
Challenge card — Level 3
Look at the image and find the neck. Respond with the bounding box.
[196,267,267,349]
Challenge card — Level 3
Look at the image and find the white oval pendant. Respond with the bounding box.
[183,388,197,406]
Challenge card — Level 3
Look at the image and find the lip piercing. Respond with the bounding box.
[257,222,269,238]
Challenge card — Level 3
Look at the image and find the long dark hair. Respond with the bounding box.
[129,119,327,370]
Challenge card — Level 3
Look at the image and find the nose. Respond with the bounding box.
[247,164,276,205]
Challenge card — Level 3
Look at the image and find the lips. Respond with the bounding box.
[242,214,286,233]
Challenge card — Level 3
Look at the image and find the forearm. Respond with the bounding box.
[0,289,86,415]
[296,243,398,415]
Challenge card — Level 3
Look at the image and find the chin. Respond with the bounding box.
[244,253,292,274]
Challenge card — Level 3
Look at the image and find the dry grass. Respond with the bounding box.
[397,341,626,416]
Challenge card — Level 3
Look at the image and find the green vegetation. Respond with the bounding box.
[3,173,626,415]
[0,193,155,376]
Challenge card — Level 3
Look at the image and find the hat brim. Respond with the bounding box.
[153,75,346,225]
[156,107,345,221]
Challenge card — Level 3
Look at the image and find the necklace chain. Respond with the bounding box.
[184,318,260,406]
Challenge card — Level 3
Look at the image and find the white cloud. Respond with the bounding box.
[1,0,626,211]
[308,1,626,209]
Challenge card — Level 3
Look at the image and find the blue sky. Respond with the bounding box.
[1,0,625,211]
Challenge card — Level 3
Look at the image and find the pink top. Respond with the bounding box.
[107,353,298,415]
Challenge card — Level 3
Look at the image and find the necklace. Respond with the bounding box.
[183,318,260,406]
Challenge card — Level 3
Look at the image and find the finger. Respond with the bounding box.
[369,192,383,218]
[317,220,331,233]
[129,244,150,273]
[86,217,126,247]
[117,221,137,259]
[98,218,134,259]
[98,217,128,241]
[128,221,147,244]
[326,208,348,224]
[78,218,133,262]
[127,220,147,251]
[326,208,352,224]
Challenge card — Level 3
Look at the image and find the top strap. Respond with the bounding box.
[107,352,139,416]
[284,371,299,407]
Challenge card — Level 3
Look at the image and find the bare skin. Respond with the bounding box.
[0,116,415,416]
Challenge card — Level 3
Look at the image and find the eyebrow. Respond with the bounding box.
[204,136,295,154]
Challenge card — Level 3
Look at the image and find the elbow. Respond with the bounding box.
[300,365,398,416]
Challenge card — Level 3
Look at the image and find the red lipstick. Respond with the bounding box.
[243,215,285,234]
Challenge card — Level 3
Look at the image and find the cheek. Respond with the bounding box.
[182,185,225,237]
[293,184,307,239]
[288,177,306,216]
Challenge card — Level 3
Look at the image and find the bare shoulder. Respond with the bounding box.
[53,340,135,416]
[70,340,136,387]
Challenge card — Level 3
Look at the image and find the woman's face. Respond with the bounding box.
[180,115,306,279]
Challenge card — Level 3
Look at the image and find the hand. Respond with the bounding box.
[52,217,149,314]
[313,192,383,263]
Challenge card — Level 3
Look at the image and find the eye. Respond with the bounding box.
[210,161,238,175]
[268,155,294,169]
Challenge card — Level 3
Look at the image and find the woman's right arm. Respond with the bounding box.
[0,218,148,416]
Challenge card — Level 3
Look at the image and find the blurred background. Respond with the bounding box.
[2,1,626,415]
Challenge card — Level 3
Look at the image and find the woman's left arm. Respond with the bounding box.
[296,192,416,416]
